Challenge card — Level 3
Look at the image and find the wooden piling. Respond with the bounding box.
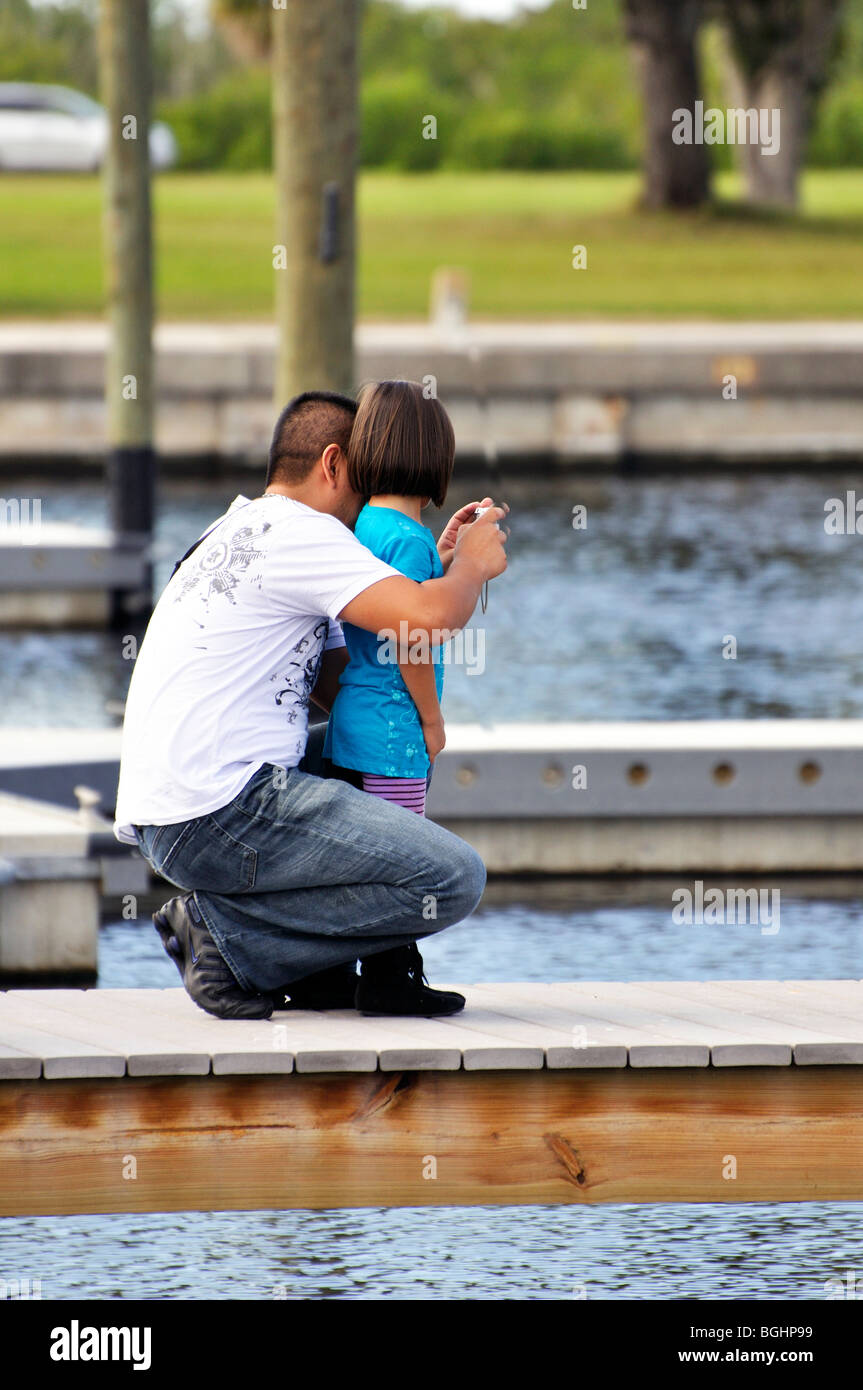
[99,0,155,624]
[271,0,359,402]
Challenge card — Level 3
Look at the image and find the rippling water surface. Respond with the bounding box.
[3,469,863,724]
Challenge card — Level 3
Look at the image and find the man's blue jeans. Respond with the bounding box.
[132,727,486,993]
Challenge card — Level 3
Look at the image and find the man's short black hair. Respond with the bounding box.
[267,390,358,487]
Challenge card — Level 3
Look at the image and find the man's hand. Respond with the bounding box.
[437,497,494,572]
[421,712,446,764]
[451,500,508,581]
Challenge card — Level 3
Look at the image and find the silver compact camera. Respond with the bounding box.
[472,507,498,613]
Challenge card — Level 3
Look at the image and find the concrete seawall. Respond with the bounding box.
[1,321,862,467]
[5,721,863,876]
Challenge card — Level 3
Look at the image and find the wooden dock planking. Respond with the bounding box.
[711,978,863,1023]
[578,983,805,1068]
[3,980,862,1075]
[784,978,863,1000]
[464,984,767,1067]
[0,1013,124,1079]
[0,1041,42,1080]
[545,980,863,1066]
[134,985,464,1073]
[508,979,863,1064]
[468,981,794,1067]
[0,991,212,1077]
[471,981,726,1067]
[3,982,863,1213]
[640,980,863,1064]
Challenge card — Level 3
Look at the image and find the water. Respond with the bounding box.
[5,1203,859,1301]
[3,466,863,1299]
[3,468,863,724]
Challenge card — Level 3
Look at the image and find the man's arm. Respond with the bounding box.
[339,504,507,638]
[310,646,349,714]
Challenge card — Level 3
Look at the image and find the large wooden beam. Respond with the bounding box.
[3,1067,863,1216]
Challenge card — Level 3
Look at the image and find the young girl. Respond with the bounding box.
[324,379,481,814]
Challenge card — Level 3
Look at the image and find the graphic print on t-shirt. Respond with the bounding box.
[270,619,329,723]
[113,493,404,843]
[173,518,272,609]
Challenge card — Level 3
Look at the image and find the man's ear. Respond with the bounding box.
[320,442,343,487]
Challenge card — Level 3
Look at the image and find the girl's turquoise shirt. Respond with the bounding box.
[323,504,444,777]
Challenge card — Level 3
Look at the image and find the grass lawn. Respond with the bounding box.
[1,169,862,319]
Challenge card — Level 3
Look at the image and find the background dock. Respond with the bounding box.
[4,721,863,881]
[1,321,862,470]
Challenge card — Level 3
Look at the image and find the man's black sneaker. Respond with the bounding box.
[153,894,273,1021]
[355,943,465,1017]
[268,961,359,1011]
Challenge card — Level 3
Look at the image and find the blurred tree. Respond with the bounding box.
[152,3,235,100]
[211,0,270,63]
[623,0,712,207]
[0,0,232,99]
[0,0,99,90]
[719,0,845,207]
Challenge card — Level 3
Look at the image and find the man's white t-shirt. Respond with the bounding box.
[113,494,401,844]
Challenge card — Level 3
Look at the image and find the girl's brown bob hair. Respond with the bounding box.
[347,379,455,509]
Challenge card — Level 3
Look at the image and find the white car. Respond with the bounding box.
[0,83,177,171]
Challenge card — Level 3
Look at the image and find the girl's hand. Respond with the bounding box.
[437,498,493,571]
[421,713,446,764]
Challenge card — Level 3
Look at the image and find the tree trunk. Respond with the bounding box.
[624,0,711,209]
[271,0,358,403]
[212,0,271,65]
[720,0,843,209]
[99,0,154,622]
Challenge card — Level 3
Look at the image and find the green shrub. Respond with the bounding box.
[809,81,863,166]
[162,68,455,173]
[446,108,635,171]
[360,74,454,169]
[158,70,271,170]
